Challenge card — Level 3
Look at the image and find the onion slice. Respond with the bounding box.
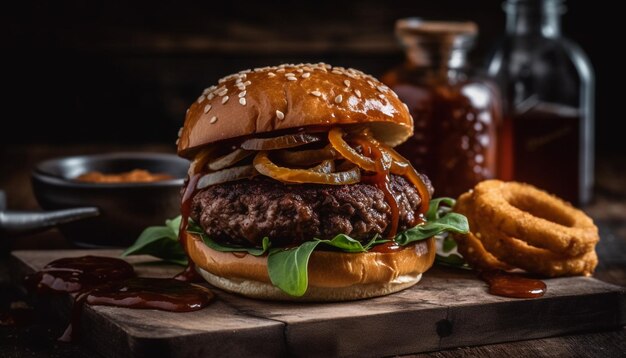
[208,148,253,171]
[254,151,359,185]
[328,127,391,172]
[274,145,338,166]
[196,165,257,189]
[310,160,335,174]
[189,147,218,176]
[377,143,431,215]
[241,133,321,151]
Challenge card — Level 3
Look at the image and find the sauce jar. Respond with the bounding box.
[383,19,502,198]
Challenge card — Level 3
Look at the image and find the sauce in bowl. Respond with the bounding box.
[75,169,174,183]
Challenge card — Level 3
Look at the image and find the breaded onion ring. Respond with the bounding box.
[452,180,600,277]
[471,180,598,257]
[453,192,512,271]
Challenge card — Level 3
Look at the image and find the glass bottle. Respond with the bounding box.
[383,19,502,198]
[486,0,594,205]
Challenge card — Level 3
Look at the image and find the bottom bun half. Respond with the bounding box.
[184,232,436,301]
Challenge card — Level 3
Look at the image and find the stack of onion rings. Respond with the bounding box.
[453,180,599,277]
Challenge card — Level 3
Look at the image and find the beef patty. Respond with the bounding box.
[190,175,433,247]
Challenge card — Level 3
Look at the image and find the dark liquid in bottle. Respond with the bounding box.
[503,102,580,203]
[389,77,499,198]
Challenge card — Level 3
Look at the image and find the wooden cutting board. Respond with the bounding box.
[9,249,625,358]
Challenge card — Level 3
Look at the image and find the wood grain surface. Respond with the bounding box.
[9,249,625,358]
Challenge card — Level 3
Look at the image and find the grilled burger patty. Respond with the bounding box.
[190,174,433,247]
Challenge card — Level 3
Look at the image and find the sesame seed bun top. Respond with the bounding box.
[176,63,413,158]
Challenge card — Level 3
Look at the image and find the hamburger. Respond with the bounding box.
[175,63,467,301]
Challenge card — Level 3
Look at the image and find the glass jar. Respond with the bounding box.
[383,19,502,198]
[486,0,594,205]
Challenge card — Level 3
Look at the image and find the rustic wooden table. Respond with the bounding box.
[1,145,625,357]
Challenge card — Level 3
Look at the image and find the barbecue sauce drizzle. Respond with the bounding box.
[174,173,204,282]
[353,137,400,239]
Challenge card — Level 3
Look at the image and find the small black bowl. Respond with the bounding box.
[32,152,189,248]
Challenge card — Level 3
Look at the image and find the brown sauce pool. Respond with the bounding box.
[25,256,214,342]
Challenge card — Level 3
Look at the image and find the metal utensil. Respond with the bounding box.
[0,190,100,238]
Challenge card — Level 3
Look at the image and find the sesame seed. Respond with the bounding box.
[235,78,243,84]
[240,69,252,74]
[236,84,246,90]
[344,80,351,87]
[287,76,297,81]
[218,78,227,84]
[175,139,179,145]
[378,94,385,100]
[276,110,285,120]
[354,89,362,98]
[285,73,294,77]
[268,72,276,77]
[296,68,304,73]
[177,127,183,136]
[367,80,375,87]
[210,116,218,124]
[331,70,343,75]
[203,104,212,113]
[377,85,387,93]
[197,95,205,103]
[238,91,246,98]
[311,91,322,97]
[302,72,311,79]
[276,68,285,73]
[222,96,229,104]
[218,89,228,97]
[391,91,399,98]
[335,94,343,104]
[243,81,251,86]
[239,97,247,106]
[403,103,409,111]
[207,93,215,100]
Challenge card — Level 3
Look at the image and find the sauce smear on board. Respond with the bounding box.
[480,271,547,299]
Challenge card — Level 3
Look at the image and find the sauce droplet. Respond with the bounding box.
[479,271,547,299]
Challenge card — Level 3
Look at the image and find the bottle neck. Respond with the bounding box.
[505,0,563,38]
[405,40,470,74]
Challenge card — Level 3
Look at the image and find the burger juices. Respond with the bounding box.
[175,63,468,301]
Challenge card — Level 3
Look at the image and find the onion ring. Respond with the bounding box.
[452,180,600,277]
[241,133,321,151]
[471,180,598,257]
[452,192,512,271]
[476,222,598,277]
[253,151,360,185]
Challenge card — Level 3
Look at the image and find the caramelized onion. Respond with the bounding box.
[378,143,431,216]
[241,133,321,151]
[328,128,391,171]
[196,165,257,189]
[208,148,253,171]
[189,147,218,176]
[274,145,338,166]
[310,160,335,174]
[254,151,360,185]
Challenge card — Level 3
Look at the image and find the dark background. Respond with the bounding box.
[1,0,618,153]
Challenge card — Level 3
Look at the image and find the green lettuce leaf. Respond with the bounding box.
[267,241,321,297]
[121,217,187,266]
